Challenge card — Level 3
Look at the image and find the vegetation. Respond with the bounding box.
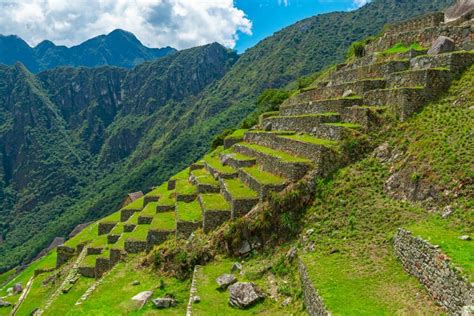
[381,42,426,56]
[200,194,230,211]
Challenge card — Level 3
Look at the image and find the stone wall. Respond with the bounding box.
[394,229,473,315]
[98,222,116,235]
[366,20,473,54]
[124,239,148,253]
[176,220,202,239]
[95,257,110,278]
[56,246,76,267]
[298,259,331,316]
[78,266,95,278]
[147,230,173,246]
[386,12,445,35]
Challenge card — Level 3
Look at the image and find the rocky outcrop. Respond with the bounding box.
[394,229,473,315]
[228,282,264,309]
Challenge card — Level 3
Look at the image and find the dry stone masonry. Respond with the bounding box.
[394,229,473,315]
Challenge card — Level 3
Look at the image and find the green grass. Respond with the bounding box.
[192,258,282,315]
[242,166,286,185]
[282,134,338,148]
[225,129,248,139]
[271,112,339,119]
[171,167,191,181]
[157,189,176,207]
[239,143,311,163]
[109,222,124,235]
[224,178,258,200]
[175,179,198,196]
[140,202,157,216]
[150,212,176,231]
[125,212,140,225]
[408,217,473,281]
[324,122,362,129]
[144,182,168,200]
[89,234,108,248]
[0,269,15,287]
[81,254,99,268]
[122,197,145,211]
[200,194,230,211]
[302,252,442,315]
[204,153,236,176]
[381,42,425,56]
[191,168,219,186]
[176,201,203,223]
[68,257,189,315]
[43,276,96,315]
[126,224,149,241]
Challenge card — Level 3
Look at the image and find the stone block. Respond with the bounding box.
[238,169,286,202]
[87,247,103,255]
[428,36,456,55]
[78,266,96,278]
[147,229,173,247]
[95,257,110,278]
[56,246,76,267]
[124,223,136,232]
[124,239,148,254]
[107,234,120,244]
[120,209,138,222]
[298,259,331,315]
[280,97,363,116]
[138,216,153,225]
[176,220,202,239]
[98,222,117,235]
[156,204,175,213]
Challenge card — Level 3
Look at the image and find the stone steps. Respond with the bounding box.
[238,166,287,201]
[204,155,238,180]
[364,87,427,121]
[279,97,363,116]
[341,106,387,128]
[198,193,231,233]
[233,143,313,182]
[219,178,259,218]
[263,113,341,134]
[388,68,452,92]
[219,151,256,169]
[189,168,220,193]
[328,59,410,85]
[410,51,474,76]
[176,200,203,239]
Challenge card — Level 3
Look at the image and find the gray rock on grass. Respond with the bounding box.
[216,273,237,290]
[152,297,177,308]
[228,282,264,309]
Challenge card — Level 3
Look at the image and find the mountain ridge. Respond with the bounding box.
[0,29,176,72]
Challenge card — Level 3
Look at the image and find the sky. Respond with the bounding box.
[0,0,370,53]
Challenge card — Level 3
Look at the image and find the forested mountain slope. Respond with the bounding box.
[0,0,455,271]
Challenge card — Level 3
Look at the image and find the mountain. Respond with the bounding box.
[0,0,455,271]
[0,29,176,72]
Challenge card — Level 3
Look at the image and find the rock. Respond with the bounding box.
[442,205,454,218]
[30,308,43,315]
[0,299,11,307]
[216,273,237,290]
[373,142,391,163]
[428,36,455,55]
[342,89,356,98]
[231,262,243,273]
[306,228,314,235]
[263,122,272,131]
[459,235,471,241]
[462,305,474,316]
[192,295,201,303]
[238,240,251,255]
[132,280,140,286]
[445,0,474,22]
[281,297,292,307]
[132,291,153,308]
[228,282,264,309]
[152,297,177,309]
[13,283,23,294]
[286,247,297,261]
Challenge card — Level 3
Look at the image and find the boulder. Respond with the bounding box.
[428,36,455,55]
[152,297,177,309]
[263,122,272,132]
[231,262,243,273]
[459,235,471,241]
[13,283,23,294]
[192,295,201,303]
[238,240,251,255]
[228,282,264,309]
[0,299,11,307]
[342,89,356,98]
[216,273,237,290]
[132,280,140,286]
[132,291,153,308]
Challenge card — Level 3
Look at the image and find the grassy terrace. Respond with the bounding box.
[150,212,176,231]
[224,178,258,199]
[175,179,198,196]
[81,254,100,267]
[239,143,311,163]
[408,217,473,281]
[271,112,340,119]
[109,222,124,235]
[242,166,286,185]
[225,129,248,139]
[171,167,190,181]
[227,152,256,163]
[122,196,145,211]
[144,182,168,200]
[204,149,236,176]
[157,189,176,207]
[126,224,149,241]
[191,168,219,185]
[324,122,362,129]
[140,202,158,216]
[125,212,140,225]
[64,222,100,249]
[176,201,202,223]
[281,134,338,148]
[200,193,230,211]
[89,234,108,248]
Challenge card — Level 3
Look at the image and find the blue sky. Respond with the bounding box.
[234,0,368,52]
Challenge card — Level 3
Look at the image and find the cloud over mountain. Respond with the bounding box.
[0,0,252,49]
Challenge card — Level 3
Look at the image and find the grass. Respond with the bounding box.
[126,224,149,241]
[175,179,197,196]
[125,212,140,225]
[109,222,124,235]
[122,197,145,211]
[204,153,236,176]
[176,201,203,223]
[200,194,230,211]
[381,42,425,56]
[282,134,338,148]
[157,189,176,207]
[408,216,473,281]
[225,129,248,139]
[191,168,219,186]
[81,254,99,268]
[224,179,258,200]
[64,223,100,249]
[68,257,189,315]
[140,202,157,216]
[89,234,108,248]
[170,167,191,181]
[150,212,176,231]
[226,152,256,162]
[271,113,339,119]
[324,122,362,129]
[144,182,168,200]
[242,166,286,185]
[238,143,311,163]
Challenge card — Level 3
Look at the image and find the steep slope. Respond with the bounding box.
[0,30,175,73]
[0,0,455,271]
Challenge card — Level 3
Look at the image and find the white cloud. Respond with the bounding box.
[353,0,370,8]
[0,0,252,49]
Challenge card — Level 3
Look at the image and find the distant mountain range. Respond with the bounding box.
[0,29,176,72]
